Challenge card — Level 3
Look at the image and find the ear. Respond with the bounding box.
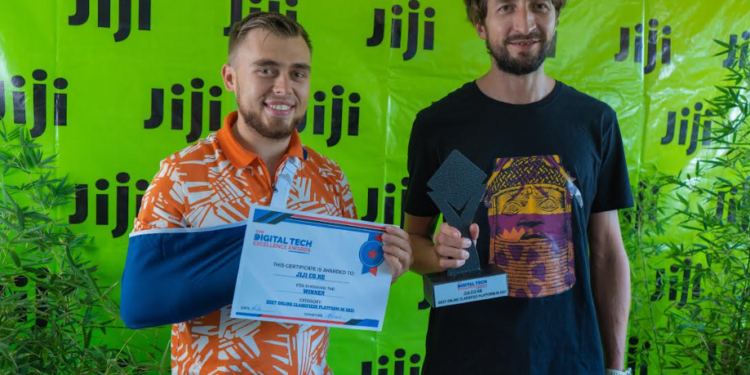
[222,64,236,93]
[474,22,488,41]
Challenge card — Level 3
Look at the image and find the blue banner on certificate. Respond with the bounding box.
[230,206,392,331]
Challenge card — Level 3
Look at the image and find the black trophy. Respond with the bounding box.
[422,150,508,308]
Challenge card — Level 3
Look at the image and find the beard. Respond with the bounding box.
[236,97,305,140]
[486,30,552,76]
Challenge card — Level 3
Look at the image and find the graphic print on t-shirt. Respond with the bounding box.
[484,155,576,298]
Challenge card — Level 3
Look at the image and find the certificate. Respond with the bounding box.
[230,206,392,331]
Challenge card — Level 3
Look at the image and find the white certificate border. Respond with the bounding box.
[231,206,391,332]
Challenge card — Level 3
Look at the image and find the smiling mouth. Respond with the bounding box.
[264,102,296,117]
[508,40,540,47]
[267,104,292,110]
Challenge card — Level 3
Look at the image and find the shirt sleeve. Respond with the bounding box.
[590,110,635,213]
[404,111,442,218]
[133,157,188,232]
[337,168,358,220]
[122,156,241,330]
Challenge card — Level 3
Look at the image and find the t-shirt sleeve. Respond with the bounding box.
[132,157,189,232]
[591,110,635,213]
[337,168,358,220]
[404,111,441,218]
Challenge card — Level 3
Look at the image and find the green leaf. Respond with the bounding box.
[714,39,732,48]
[9,250,21,267]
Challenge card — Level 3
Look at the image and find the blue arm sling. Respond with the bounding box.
[120,223,247,329]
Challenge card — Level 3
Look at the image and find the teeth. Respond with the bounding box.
[268,104,291,110]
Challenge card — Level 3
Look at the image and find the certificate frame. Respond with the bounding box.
[231,206,393,331]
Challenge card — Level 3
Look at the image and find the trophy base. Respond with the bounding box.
[423,267,508,308]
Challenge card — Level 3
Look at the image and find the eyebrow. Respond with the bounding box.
[291,63,311,71]
[252,59,311,71]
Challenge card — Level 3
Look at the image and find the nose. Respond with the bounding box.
[272,74,291,96]
[512,5,536,35]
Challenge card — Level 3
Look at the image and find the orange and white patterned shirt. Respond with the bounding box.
[133,111,357,375]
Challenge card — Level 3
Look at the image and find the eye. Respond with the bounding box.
[502,201,522,215]
[293,71,307,79]
[258,68,275,76]
[498,5,512,12]
[534,3,550,11]
[538,198,560,212]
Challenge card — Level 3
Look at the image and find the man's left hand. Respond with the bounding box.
[382,226,413,283]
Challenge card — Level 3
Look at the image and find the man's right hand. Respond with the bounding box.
[433,222,480,270]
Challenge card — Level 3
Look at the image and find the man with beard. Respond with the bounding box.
[123,12,412,375]
[404,1,633,374]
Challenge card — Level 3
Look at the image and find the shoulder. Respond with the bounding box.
[559,83,617,123]
[165,133,222,164]
[411,82,477,143]
[415,82,476,124]
[301,146,349,181]
[159,133,224,168]
[152,134,225,183]
[557,83,620,143]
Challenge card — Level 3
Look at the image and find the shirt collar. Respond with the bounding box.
[217,111,306,170]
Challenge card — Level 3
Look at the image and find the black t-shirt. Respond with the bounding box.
[405,80,634,375]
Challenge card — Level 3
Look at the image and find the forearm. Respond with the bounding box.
[409,233,442,275]
[591,247,631,370]
[121,224,245,328]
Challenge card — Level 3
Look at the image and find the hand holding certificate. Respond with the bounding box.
[231,207,394,331]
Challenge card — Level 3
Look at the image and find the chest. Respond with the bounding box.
[439,124,602,214]
[181,165,345,228]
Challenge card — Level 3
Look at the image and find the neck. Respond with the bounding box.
[232,114,290,176]
[476,63,556,104]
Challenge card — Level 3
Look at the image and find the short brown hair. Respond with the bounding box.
[227,12,312,62]
[463,0,567,26]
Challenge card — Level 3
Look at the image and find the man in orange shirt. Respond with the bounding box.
[121,12,413,374]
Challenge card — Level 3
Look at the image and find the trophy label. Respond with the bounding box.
[432,274,508,307]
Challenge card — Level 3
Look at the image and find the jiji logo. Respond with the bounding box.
[723,31,749,68]
[649,258,703,309]
[225,0,298,36]
[365,0,435,61]
[0,70,68,138]
[361,349,422,375]
[143,78,224,143]
[68,173,149,238]
[361,178,409,226]
[68,0,152,42]
[614,18,672,74]
[627,336,651,375]
[659,102,712,156]
[716,183,749,230]
[1,273,50,329]
[297,85,360,147]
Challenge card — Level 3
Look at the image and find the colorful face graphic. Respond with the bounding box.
[485,156,576,298]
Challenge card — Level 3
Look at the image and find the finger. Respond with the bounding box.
[439,257,466,269]
[385,253,402,280]
[439,222,461,239]
[434,245,470,260]
[382,234,411,255]
[385,225,410,241]
[434,231,470,249]
[383,244,408,258]
[470,223,480,243]
[383,244,411,269]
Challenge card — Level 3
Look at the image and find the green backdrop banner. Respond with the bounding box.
[1,0,749,373]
